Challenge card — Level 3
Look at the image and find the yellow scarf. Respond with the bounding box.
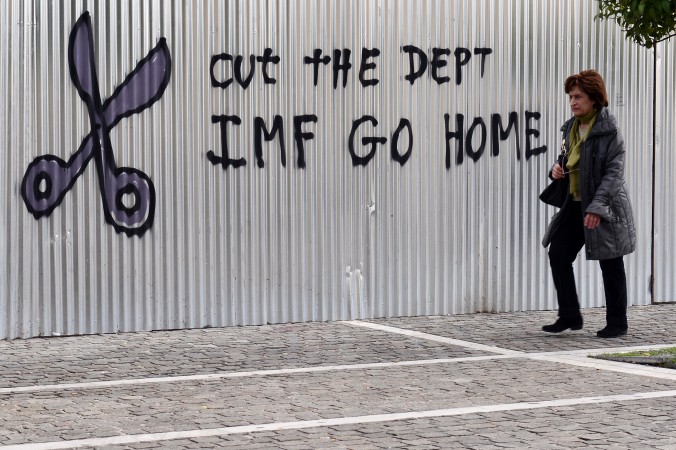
[566,109,597,200]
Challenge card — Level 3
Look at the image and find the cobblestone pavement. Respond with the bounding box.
[0,305,674,449]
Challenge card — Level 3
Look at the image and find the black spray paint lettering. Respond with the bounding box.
[254,116,285,168]
[444,111,546,168]
[347,112,543,169]
[208,44,546,171]
[206,116,247,169]
[348,116,412,166]
[207,115,318,169]
[304,48,381,88]
[20,12,171,237]
[210,48,280,89]
[403,46,493,85]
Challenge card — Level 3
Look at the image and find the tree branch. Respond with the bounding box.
[653,33,676,45]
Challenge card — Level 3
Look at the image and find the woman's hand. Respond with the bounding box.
[584,213,601,229]
[551,163,565,180]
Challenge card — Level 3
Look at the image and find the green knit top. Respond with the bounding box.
[566,109,597,201]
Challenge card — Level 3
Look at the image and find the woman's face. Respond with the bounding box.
[568,86,594,118]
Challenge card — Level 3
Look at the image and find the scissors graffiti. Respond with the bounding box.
[21,12,172,236]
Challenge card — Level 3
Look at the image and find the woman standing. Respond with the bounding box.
[542,70,636,338]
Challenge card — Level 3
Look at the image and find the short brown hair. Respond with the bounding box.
[564,70,609,109]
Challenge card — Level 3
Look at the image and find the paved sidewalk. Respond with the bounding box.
[0,305,674,449]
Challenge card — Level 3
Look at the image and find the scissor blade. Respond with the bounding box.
[68,12,103,111]
[103,39,172,129]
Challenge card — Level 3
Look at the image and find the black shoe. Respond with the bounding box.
[596,326,628,338]
[542,318,583,333]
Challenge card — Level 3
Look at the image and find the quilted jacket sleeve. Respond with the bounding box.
[585,132,624,222]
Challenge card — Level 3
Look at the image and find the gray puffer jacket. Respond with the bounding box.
[542,107,636,260]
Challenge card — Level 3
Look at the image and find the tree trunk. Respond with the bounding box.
[650,42,657,303]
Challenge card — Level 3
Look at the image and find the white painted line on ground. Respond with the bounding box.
[1,323,672,394]
[3,389,676,449]
[344,321,676,380]
[0,354,515,395]
[529,353,676,381]
[542,344,676,357]
[344,320,523,355]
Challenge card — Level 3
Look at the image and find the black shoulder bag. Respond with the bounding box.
[538,139,569,208]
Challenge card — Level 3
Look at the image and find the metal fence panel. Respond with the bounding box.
[0,0,660,339]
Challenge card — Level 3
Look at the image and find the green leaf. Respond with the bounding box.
[597,0,676,47]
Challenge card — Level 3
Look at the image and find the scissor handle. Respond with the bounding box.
[21,134,96,217]
[98,164,156,236]
[21,157,72,217]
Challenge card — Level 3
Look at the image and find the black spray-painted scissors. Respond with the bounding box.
[21,12,171,236]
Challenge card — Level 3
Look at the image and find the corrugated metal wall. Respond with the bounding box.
[0,0,667,339]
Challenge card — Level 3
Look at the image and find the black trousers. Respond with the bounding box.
[548,202,628,328]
